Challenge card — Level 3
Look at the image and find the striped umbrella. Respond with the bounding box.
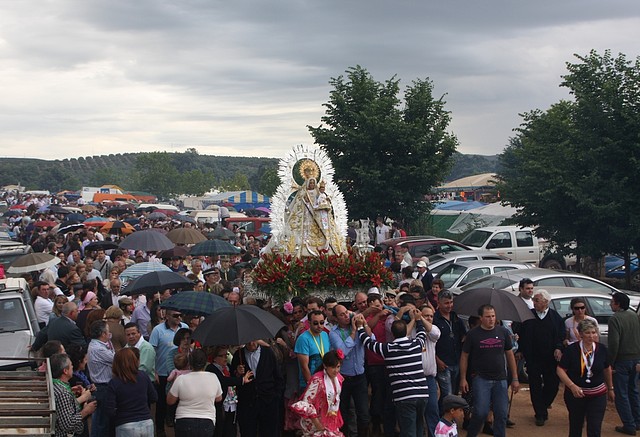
[119,261,171,282]
[101,221,136,235]
[189,239,240,257]
[161,290,230,316]
[84,217,113,228]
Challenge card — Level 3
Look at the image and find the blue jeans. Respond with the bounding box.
[613,359,640,431]
[436,364,460,412]
[91,384,110,437]
[394,398,426,437]
[467,377,508,437]
[115,419,154,437]
[423,375,439,437]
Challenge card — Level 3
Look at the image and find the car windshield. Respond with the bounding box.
[460,275,516,291]
[460,230,493,248]
[438,264,469,288]
[0,297,29,333]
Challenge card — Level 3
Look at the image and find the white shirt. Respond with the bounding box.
[375,224,390,245]
[34,296,53,325]
[170,372,223,423]
[536,308,549,319]
[520,296,534,309]
[245,346,262,378]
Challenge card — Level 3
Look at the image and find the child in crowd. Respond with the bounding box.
[435,394,468,437]
[166,352,191,392]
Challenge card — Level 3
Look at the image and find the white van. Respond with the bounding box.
[0,278,40,370]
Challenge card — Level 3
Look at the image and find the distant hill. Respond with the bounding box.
[446,152,501,182]
[0,150,501,193]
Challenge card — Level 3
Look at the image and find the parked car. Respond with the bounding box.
[377,236,470,263]
[428,251,509,276]
[0,241,32,272]
[436,260,533,289]
[452,267,640,310]
[0,278,40,370]
[460,226,575,269]
[605,254,639,283]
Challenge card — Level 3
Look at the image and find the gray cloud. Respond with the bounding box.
[0,0,639,160]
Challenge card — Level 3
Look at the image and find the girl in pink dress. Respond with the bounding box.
[291,350,345,436]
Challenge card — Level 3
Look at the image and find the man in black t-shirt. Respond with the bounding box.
[460,304,520,437]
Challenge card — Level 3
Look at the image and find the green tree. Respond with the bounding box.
[258,167,279,197]
[180,169,216,196]
[134,152,180,200]
[309,66,458,220]
[497,50,640,278]
[222,171,251,191]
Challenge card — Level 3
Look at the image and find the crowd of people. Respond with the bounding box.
[1,192,639,437]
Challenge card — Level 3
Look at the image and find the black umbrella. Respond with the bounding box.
[173,214,196,224]
[452,288,535,322]
[210,226,236,240]
[161,291,231,316]
[3,210,23,217]
[119,230,175,252]
[148,211,168,220]
[65,213,86,222]
[106,207,133,216]
[189,239,239,257]
[120,271,193,295]
[84,241,120,252]
[57,223,85,234]
[49,204,71,214]
[157,246,190,259]
[193,305,285,346]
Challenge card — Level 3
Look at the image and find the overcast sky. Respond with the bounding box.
[1,1,639,160]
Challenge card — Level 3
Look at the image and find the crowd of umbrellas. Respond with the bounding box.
[6,216,286,346]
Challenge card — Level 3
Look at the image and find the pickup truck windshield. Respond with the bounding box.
[0,297,29,333]
[460,230,492,248]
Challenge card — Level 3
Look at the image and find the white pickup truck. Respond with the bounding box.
[460,226,575,270]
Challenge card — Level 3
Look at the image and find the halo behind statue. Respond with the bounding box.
[269,144,348,257]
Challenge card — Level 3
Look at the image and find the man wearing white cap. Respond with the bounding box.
[416,259,433,291]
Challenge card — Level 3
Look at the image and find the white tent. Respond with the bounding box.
[447,202,519,234]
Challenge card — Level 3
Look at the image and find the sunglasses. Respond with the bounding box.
[311,321,325,326]
[172,314,183,318]
[573,306,586,310]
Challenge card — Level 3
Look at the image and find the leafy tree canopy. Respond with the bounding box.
[497,50,640,261]
[309,65,458,220]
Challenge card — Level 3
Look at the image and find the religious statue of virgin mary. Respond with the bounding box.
[268,145,348,257]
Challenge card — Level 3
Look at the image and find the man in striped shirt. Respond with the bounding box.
[355,308,430,437]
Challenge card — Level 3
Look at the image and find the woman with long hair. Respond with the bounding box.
[291,349,345,436]
[564,297,598,346]
[49,295,68,323]
[105,348,158,437]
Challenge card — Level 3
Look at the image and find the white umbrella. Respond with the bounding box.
[7,253,60,274]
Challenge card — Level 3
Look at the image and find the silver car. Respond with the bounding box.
[428,251,509,275]
[452,267,640,310]
[537,286,614,346]
[436,260,533,289]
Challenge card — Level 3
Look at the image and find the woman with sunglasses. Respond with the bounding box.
[564,298,598,346]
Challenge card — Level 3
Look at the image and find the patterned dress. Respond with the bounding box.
[291,370,344,437]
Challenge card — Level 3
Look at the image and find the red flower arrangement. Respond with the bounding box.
[336,349,345,360]
[251,246,394,303]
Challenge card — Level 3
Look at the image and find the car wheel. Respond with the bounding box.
[541,258,563,270]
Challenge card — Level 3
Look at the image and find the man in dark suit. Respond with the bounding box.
[47,302,87,350]
[231,341,284,437]
[416,260,434,291]
[516,289,565,426]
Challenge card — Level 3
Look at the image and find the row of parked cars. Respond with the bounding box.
[378,231,640,346]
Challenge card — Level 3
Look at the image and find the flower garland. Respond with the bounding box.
[252,247,393,303]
